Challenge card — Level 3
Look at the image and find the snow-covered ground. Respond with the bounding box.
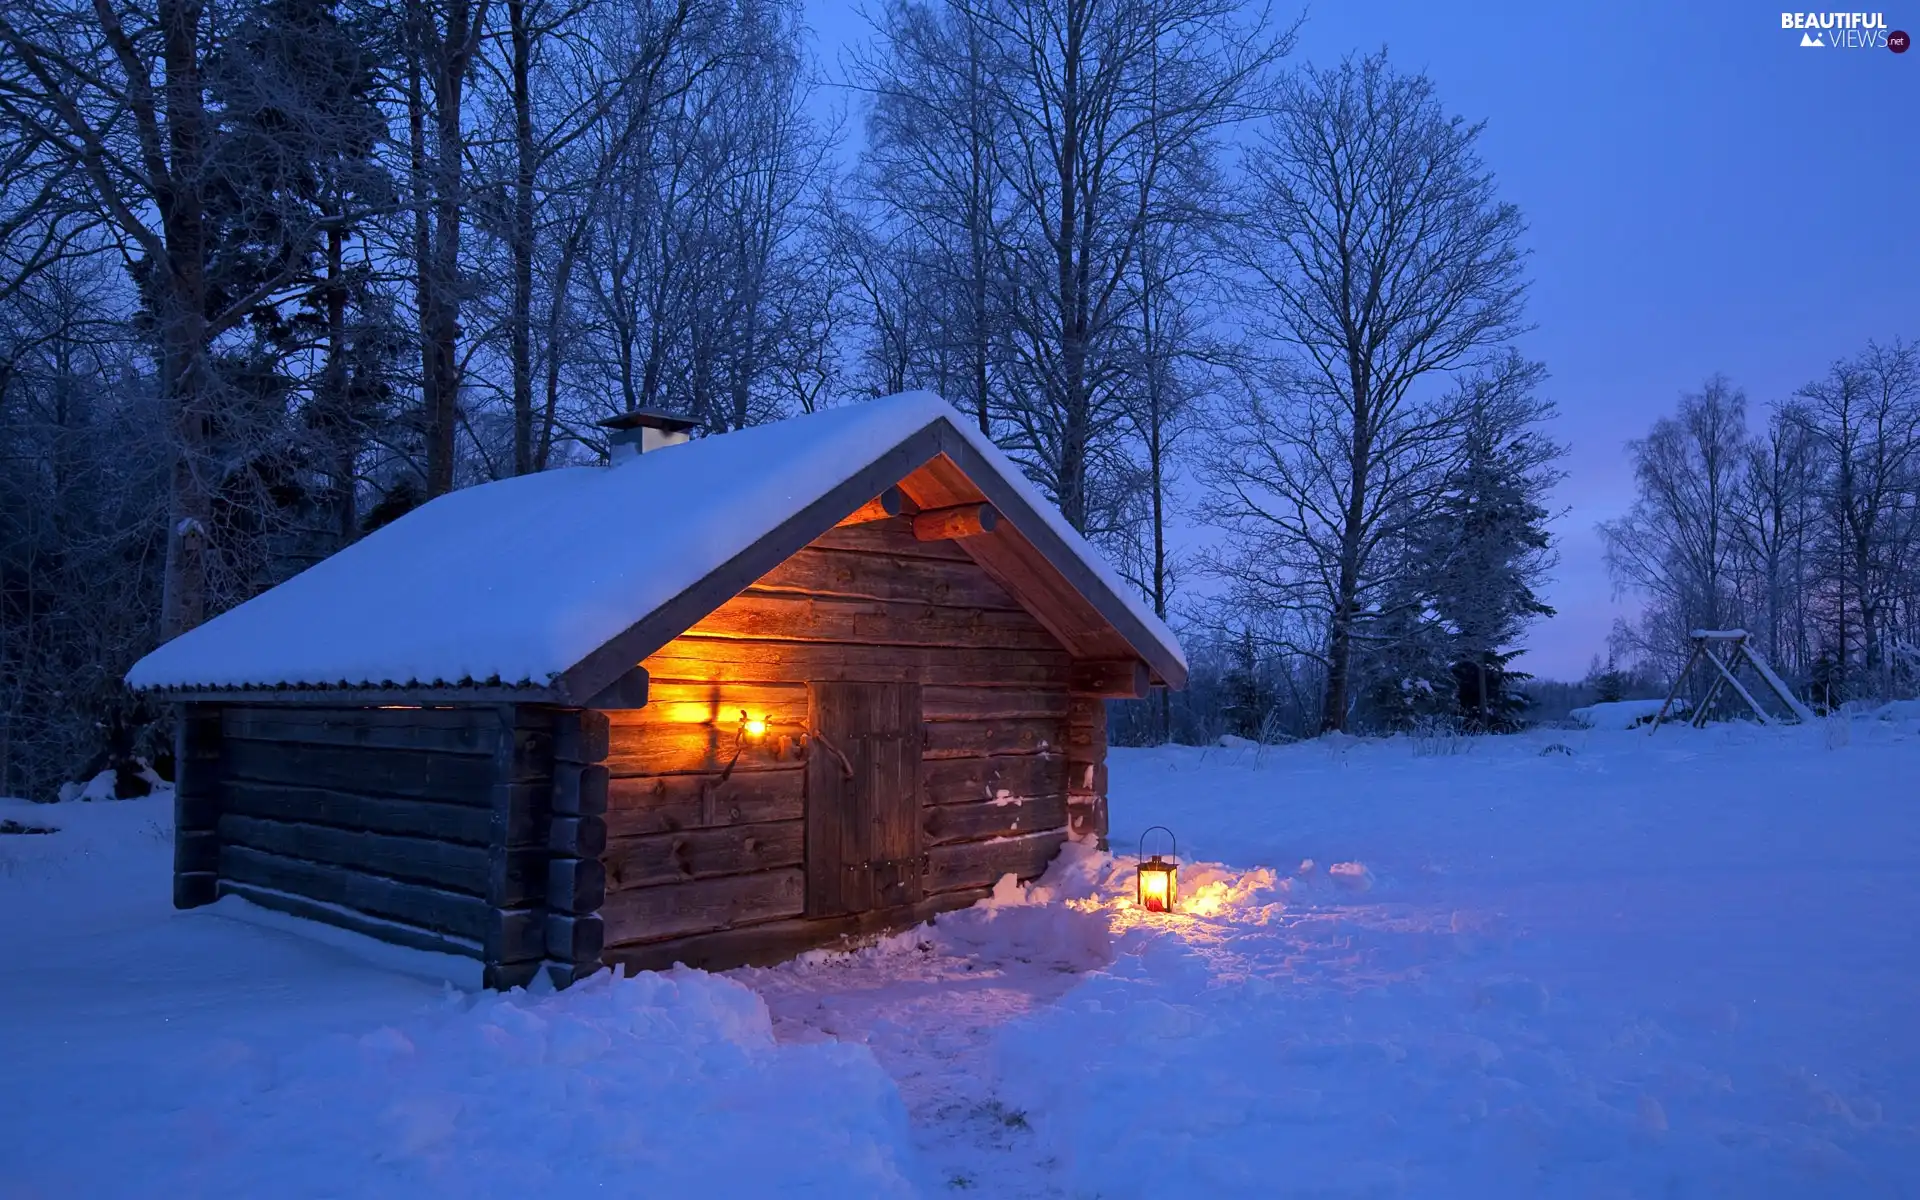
[4,716,1919,1197]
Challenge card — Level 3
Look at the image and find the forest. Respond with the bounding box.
[1,0,1913,800]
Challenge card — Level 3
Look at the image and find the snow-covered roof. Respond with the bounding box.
[127,392,1186,699]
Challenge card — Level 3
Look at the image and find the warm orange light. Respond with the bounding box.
[1137,857,1177,913]
[743,716,768,739]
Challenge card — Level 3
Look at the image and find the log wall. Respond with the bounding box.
[598,516,1086,971]
[175,703,608,989]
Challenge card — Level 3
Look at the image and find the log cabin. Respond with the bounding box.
[126,392,1187,988]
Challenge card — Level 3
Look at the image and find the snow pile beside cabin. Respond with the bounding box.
[124,391,1181,692]
[0,794,922,1196]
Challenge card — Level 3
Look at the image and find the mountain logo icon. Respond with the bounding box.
[1800,30,1825,46]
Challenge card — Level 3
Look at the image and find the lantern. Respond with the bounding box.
[740,711,768,739]
[1136,825,1178,913]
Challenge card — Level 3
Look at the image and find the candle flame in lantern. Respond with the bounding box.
[743,717,768,738]
[1139,864,1175,913]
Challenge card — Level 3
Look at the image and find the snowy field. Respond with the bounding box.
[3,717,1918,1198]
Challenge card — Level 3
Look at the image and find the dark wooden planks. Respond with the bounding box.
[922,753,1066,804]
[924,717,1064,759]
[927,830,1067,894]
[690,593,1059,651]
[752,547,1022,610]
[605,769,805,838]
[600,868,807,946]
[602,717,806,777]
[221,780,501,845]
[602,887,990,972]
[218,843,543,959]
[923,793,1068,846]
[215,812,545,902]
[805,681,923,917]
[219,880,483,961]
[807,515,972,559]
[222,738,507,800]
[922,686,1067,721]
[603,820,804,890]
[221,706,503,755]
[644,640,1070,688]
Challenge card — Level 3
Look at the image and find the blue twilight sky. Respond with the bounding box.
[801,0,1919,679]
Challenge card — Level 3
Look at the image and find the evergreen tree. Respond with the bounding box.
[1414,358,1564,730]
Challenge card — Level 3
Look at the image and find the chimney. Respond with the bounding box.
[597,409,699,463]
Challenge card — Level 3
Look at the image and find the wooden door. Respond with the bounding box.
[806,682,924,917]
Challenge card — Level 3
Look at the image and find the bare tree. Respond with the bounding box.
[1214,51,1528,731]
[1790,339,1920,695]
[1601,375,1750,680]
[961,0,1288,533]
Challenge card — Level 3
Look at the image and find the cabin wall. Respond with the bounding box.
[173,702,606,989]
[598,516,1098,971]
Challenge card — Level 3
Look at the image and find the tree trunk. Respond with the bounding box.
[158,0,212,640]
[324,223,355,544]
[509,0,535,475]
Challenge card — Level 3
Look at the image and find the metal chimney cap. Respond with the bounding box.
[597,409,700,435]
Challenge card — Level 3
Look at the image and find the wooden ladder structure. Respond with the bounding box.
[1649,630,1816,732]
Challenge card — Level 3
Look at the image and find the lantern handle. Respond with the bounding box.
[1138,825,1177,864]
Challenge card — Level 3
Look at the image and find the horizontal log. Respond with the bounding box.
[913,502,998,541]
[806,516,973,559]
[604,820,805,890]
[922,686,1068,722]
[923,793,1069,846]
[603,888,991,971]
[546,913,604,963]
[833,487,906,526]
[223,739,508,801]
[222,706,502,756]
[548,857,606,915]
[218,843,543,959]
[603,718,805,776]
[600,867,806,946]
[928,830,1067,894]
[689,593,1058,652]
[922,753,1066,804]
[218,880,483,961]
[643,639,1071,688]
[222,780,502,846]
[924,718,1063,760]
[549,815,607,858]
[752,547,1020,610]
[218,812,542,903]
[605,769,805,838]
[638,681,807,727]
[1068,660,1150,699]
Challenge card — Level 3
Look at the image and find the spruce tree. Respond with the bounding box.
[1416,359,1564,730]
